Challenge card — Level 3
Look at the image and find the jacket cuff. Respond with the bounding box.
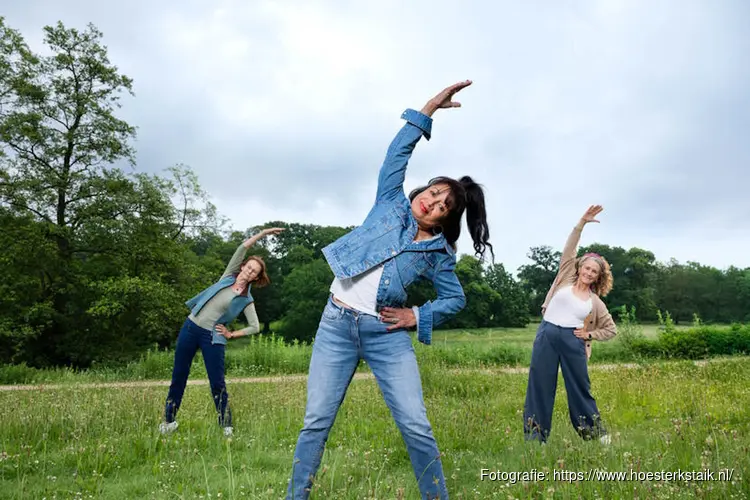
[401,108,432,140]
[417,302,433,345]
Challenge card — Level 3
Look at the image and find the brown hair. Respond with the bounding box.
[235,255,271,294]
[575,254,613,297]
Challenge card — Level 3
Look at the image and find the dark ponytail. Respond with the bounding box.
[459,176,493,261]
[408,175,494,261]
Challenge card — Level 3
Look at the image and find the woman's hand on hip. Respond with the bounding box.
[216,325,233,339]
[380,307,417,331]
[573,327,590,340]
[420,80,472,117]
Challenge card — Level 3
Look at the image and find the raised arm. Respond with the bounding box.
[541,205,603,312]
[376,80,472,203]
[221,227,285,278]
[560,205,603,271]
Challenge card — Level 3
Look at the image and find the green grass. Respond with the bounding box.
[0,322,700,386]
[0,358,747,498]
[430,323,685,345]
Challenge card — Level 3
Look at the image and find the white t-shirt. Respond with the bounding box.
[543,285,592,328]
[329,264,384,317]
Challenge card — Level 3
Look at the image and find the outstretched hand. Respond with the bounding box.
[379,307,417,331]
[260,227,285,237]
[421,80,473,117]
[244,227,285,248]
[580,205,603,225]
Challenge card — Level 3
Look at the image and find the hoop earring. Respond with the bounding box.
[433,224,444,235]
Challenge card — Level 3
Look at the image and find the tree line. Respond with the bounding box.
[1,19,748,368]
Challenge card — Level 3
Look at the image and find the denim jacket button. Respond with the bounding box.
[384,279,390,285]
[391,250,397,256]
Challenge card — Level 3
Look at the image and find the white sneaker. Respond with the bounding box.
[223,426,233,437]
[599,434,611,445]
[159,421,178,434]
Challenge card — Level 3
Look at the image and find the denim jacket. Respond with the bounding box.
[322,108,466,344]
[185,275,255,345]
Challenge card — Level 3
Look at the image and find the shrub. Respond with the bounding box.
[637,323,750,359]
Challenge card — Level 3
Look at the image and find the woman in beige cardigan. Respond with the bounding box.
[523,205,616,444]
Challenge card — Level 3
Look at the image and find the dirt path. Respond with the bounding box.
[0,359,719,392]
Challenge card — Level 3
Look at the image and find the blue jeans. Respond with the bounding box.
[287,297,448,500]
[164,318,232,427]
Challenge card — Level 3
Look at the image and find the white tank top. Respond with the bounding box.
[543,285,592,328]
[329,264,384,317]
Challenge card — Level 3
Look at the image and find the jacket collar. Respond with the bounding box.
[404,212,456,256]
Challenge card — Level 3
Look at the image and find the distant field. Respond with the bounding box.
[428,321,685,346]
[0,321,717,386]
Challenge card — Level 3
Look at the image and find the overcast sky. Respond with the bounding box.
[4,0,749,274]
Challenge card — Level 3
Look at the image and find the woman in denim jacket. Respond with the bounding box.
[159,227,283,437]
[286,81,492,500]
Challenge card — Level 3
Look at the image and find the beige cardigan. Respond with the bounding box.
[541,225,617,359]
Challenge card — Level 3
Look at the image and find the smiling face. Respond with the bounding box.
[238,259,263,284]
[577,257,602,287]
[410,183,453,231]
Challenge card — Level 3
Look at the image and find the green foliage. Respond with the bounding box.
[657,309,676,332]
[84,276,185,364]
[0,210,54,362]
[655,260,750,324]
[0,19,225,367]
[653,324,750,360]
[613,306,647,357]
[579,243,660,320]
[612,309,750,360]
[517,245,559,314]
[278,259,335,342]
[1,17,749,371]
[444,256,529,329]
[692,312,703,327]
[446,256,496,329]
[484,262,530,327]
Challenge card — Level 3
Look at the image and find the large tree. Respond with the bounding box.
[0,21,139,364]
[0,20,223,366]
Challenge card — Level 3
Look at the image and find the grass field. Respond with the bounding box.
[1,356,748,499]
[430,322,681,344]
[0,322,693,386]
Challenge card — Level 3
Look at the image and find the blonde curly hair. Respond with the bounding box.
[575,253,613,297]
